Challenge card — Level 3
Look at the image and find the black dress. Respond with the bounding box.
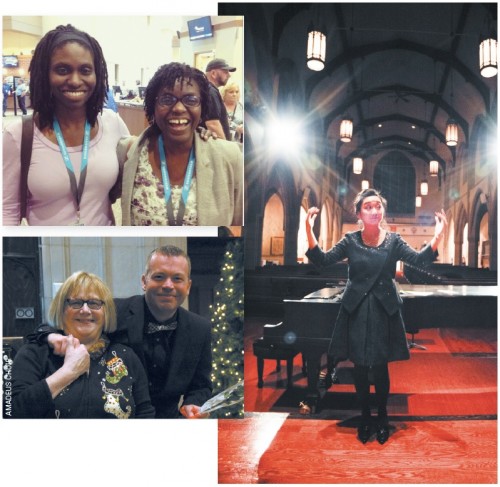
[306,231,437,366]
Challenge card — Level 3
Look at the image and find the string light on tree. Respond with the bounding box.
[209,239,244,418]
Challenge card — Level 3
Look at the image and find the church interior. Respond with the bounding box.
[218,2,497,484]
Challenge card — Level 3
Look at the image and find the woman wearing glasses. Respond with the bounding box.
[118,62,243,226]
[10,271,154,418]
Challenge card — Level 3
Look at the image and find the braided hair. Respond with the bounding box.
[142,62,211,142]
[29,24,108,129]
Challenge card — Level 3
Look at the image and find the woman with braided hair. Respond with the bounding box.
[3,24,129,225]
[118,62,243,226]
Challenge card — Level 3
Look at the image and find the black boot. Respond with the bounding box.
[357,417,372,444]
[376,416,390,444]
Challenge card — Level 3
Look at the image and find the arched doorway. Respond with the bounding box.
[262,193,285,265]
[455,204,468,267]
[478,212,489,268]
[447,218,455,265]
[470,191,489,268]
[462,223,468,266]
[297,205,308,263]
[319,198,334,251]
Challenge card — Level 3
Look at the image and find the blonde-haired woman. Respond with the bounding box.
[221,82,243,143]
[11,271,154,418]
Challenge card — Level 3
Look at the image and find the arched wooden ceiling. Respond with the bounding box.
[219,2,497,178]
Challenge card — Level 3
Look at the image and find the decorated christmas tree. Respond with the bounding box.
[209,238,244,418]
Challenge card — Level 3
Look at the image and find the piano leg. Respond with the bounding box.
[256,357,264,388]
[300,350,324,413]
[286,358,294,389]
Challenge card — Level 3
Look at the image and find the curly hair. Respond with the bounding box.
[141,62,211,142]
[29,24,108,129]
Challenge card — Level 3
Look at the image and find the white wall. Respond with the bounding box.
[35,15,242,89]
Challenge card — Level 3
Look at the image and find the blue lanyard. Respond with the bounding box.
[53,118,91,224]
[157,136,195,225]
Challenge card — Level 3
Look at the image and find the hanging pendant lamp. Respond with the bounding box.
[446,119,458,146]
[307,27,326,71]
[353,157,363,175]
[340,117,353,142]
[480,37,498,78]
[420,179,428,196]
[429,160,439,176]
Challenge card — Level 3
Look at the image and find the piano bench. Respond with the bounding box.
[253,338,302,388]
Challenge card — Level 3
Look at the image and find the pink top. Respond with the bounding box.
[3,110,130,226]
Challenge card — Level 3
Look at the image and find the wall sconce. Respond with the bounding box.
[353,157,363,174]
[340,117,353,142]
[415,195,422,208]
[361,179,369,190]
[307,28,326,71]
[480,37,498,78]
[429,160,439,176]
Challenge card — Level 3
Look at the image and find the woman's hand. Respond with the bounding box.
[306,207,319,232]
[434,209,448,239]
[430,209,448,251]
[62,335,90,379]
[305,207,320,249]
[45,335,90,399]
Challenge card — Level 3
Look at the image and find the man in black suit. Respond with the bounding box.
[42,245,212,418]
[112,245,212,418]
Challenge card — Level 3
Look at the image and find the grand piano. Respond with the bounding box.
[261,284,497,410]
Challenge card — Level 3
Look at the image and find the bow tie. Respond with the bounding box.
[146,321,177,334]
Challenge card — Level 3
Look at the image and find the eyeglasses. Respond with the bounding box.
[156,94,201,108]
[65,299,104,310]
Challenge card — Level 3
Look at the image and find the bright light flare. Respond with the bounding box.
[267,117,305,156]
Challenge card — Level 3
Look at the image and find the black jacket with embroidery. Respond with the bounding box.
[10,338,155,419]
[306,231,437,315]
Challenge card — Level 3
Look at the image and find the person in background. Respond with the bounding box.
[104,86,118,112]
[3,24,129,226]
[204,58,235,140]
[305,188,447,445]
[15,79,28,115]
[118,62,242,226]
[3,79,12,117]
[11,271,154,418]
[221,82,243,143]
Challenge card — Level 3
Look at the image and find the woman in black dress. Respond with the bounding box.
[305,188,447,444]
